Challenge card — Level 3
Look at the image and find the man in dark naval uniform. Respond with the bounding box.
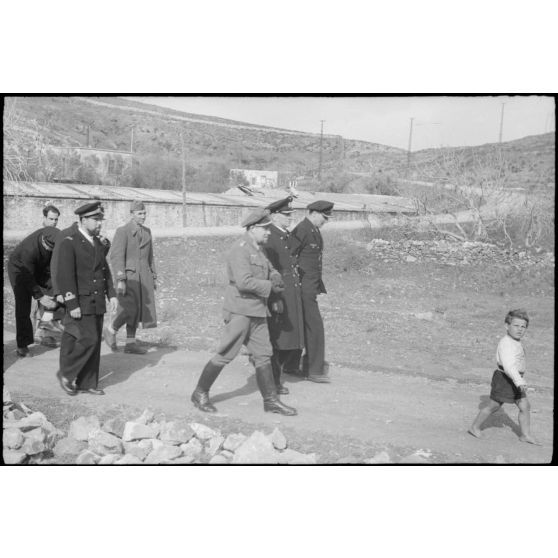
[290,200,334,383]
[55,202,117,395]
[191,208,297,416]
[8,226,59,357]
[262,197,304,395]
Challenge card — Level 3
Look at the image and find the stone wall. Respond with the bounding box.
[3,195,371,240]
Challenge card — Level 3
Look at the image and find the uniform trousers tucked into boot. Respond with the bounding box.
[59,314,103,390]
[192,313,296,415]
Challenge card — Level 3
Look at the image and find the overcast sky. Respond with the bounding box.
[130,96,555,152]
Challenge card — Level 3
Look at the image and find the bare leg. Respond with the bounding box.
[469,400,502,438]
[516,397,541,445]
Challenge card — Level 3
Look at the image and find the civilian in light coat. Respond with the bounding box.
[105,201,157,354]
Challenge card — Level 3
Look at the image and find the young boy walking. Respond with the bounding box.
[468,309,540,445]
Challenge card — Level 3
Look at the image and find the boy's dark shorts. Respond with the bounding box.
[490,369,526,404]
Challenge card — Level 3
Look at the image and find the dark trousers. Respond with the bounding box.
[301,291,325,376]
[60,314,104,390]
[10,280,35,349]
[273,348,303,373]
[112,307,137,338]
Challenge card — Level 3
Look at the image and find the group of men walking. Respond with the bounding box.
[9,195,332,417]
[8,200,157,396]
[191,196,334,416]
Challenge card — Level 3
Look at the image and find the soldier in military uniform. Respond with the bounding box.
[55,202,117,395]
[8,226,59,357]
[262,197,305,395]
[289,200,334,383]
[191,208,297,416]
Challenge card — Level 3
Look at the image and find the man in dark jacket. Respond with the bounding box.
[262,197,304,395]
[290,200,334,383]
[104,200,157,354]
[55,201,117,395]
[8,227,59,357]
[33,203,62,346]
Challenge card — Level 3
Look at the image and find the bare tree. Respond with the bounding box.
[408,146,550,249]
[3,98,38,182]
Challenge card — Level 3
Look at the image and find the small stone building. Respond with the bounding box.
[230,169,278,189]
[47,146,134,186]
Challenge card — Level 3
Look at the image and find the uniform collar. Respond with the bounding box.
[271,222,288,234]
[78,225,95,245]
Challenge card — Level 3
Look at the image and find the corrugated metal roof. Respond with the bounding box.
[3,181,416,213]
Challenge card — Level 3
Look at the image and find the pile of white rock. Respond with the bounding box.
[2,395,319,464]
[3,388,65,464]
[55,409,319,465]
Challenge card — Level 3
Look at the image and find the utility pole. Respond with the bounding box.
[406,117,414,176]
[318,120,325,184]
[180,130,187,227]
[498,103,505,143]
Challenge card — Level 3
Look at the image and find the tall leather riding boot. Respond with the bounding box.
[271,353,289,395]
[255,363,297,416]
[191,361,224,413]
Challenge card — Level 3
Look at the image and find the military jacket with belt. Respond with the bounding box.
[223,233,280,318]
[291,217,326,295]
[56,229,116,314]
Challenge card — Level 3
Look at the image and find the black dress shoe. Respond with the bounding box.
[78,388,105,395]
[56,371,77,395]
[16,346,30,357]
[124,343,147,355]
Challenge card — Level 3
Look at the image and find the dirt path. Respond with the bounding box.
[3,330,552,463]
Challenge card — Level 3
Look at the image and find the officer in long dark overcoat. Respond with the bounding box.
[56,202,117,395]
[290,200,334,383]
[262,197,305,394]
[8,226,59,356]
[104,200,157,354]
[190,208,297,416]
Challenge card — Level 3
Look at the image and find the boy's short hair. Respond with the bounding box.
[43,204,60,217]
[505,308,530,327]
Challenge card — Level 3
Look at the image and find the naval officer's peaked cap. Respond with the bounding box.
[307,200,334,217]
[75,201,105,219]
[266,196,294,214]
[241,208,272,228]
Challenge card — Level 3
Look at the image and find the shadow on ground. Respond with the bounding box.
[97,344,178,389]
[211,372,259,404]
[3,339,57,373]
[476,394,522,438]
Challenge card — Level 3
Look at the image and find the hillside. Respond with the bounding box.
[4,96,554,192]
[6,96,406,176]
[410,132,555,189]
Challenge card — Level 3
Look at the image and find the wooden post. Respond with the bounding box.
[180,130,187,227]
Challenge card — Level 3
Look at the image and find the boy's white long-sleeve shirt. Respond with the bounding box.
[496,335,527,387]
